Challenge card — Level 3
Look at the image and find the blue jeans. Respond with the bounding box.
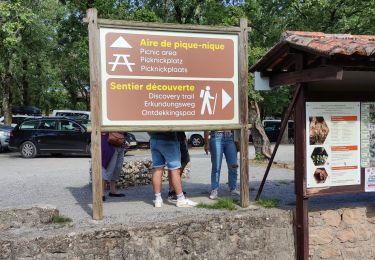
[150,138,181,170]
[209,132,238,190]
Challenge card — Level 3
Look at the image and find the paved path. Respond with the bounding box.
[0,145,373,227]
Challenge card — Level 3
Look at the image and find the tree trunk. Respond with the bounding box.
[2,72,12,126]
[280,125,289,144]
[249,100,272,159]
[22,59,30,106]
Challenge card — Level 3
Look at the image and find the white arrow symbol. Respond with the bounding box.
[222,89,232,109]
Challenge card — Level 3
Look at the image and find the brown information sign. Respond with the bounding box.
[100,28,239,126]
[106,78,234,121]
[105,32,234,78]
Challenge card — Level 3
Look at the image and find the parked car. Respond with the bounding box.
[0,125,12,152]
[11,106,41,116]
[125,133,137,149]
[9,117,91,158]
[128,131,205,147]
[249,120,294,143]
[0,115,38,127]
[186,131,205,147]
[51,110,90,120]
[129,132,150,144]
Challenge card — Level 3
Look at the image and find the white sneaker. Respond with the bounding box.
[230,187,240,197]
[176,198,198,207]
[209,189,218,200]
[153,199,163,208]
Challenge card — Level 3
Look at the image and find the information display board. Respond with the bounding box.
[99,28,239,126]
[360,102,375,167]
[306,102,361,188]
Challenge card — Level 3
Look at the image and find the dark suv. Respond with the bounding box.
[9,117,91,158]
[12,106,42,116]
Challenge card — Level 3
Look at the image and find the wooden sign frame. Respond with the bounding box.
[87,8,249,220]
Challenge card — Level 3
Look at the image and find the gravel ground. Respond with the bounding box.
[0,144,373,227]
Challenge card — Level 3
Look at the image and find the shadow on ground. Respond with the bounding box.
[67,178,375,219]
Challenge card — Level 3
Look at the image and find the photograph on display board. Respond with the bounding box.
[309,116,329,145]
[369,104,375,123]
[311,147,328,166]
[370,104,375,166]
[313,167,328,184]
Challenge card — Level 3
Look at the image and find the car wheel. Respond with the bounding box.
[190,134,204,147]
[20,141,37,158]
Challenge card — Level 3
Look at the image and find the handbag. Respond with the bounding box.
[108,132,125,147]
[235,141,240,152]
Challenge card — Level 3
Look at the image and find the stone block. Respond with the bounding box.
[337,228,356,243]
[321,210,341,227]
[341,247,363,259]
[0,240,12,259]
[319,248,342,259]
[342,208,366,225]
[352,224,372,241]
[309,212,325,227]
[310,228,334,245]
[367,206,375,224]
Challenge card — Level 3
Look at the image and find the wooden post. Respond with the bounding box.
[239,18,249,207]
[295,82,309,259]
[87,8,103,220]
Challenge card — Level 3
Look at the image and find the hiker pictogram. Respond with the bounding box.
[200,86,217,115]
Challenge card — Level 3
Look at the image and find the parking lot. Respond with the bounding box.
[0,145,373,226]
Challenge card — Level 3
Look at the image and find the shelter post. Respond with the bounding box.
[87,8,103,220]
[295,83,308,260]
[239,18,249,207]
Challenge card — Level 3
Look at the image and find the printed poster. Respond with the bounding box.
[306,102,361,188]
[360,102,375,167]
[364,168,375,192]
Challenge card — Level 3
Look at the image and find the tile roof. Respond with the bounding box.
[282,31,375,57]
[250,31,375,72]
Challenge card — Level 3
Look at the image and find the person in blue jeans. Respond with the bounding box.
[204,130,240,199]
[149,132,197,208]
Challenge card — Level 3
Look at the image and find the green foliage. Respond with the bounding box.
[256,197,279,208]
[52,215,72,224]
[0,0,64,117]
[197,198,238,211]
[127,8,162,22]
[254,152,267,162]
[2,0,374,119]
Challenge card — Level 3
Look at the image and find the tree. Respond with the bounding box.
[0,0,63,123]
[0,1,35,124]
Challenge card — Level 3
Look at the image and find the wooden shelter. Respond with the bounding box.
[250,31,375,259]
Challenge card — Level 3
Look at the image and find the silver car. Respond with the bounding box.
[0,125,12,152]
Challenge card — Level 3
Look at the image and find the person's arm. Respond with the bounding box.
[204,131,210,155]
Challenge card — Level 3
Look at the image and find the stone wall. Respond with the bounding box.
[90,159,190,188]
[309,207,375,259]
[3,206,375,259]
[0,208,295,260]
